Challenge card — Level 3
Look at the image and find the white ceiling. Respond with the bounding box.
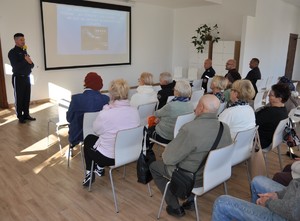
[129,0,222,8]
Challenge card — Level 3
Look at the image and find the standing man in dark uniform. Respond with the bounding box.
[8,33,35,123]
[201,59,215,93]
[245,58,261,96]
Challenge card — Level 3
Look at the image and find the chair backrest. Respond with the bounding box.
[190,89,205,108]
[271,118,288,149]
[58,99,70,124]
[231,126,257,166]
[167,96,175,103]
[174,112,196,137]
[187,67,198,81]
[113,126,144,167]
[137,102,158,125]
[254,91,265,110]
[202,143,234,193]
[217,102,227,116]
[83,112,100,139]
[256,79,267,91]
[192,79,203,91]
[206,78,213,93]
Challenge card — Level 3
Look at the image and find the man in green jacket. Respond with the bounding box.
[150,94,232,218]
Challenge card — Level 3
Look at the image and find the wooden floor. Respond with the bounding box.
[0,102,297,221]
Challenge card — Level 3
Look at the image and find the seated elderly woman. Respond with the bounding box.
[256,83,290,149]
[82,79,140,186]
[210,75,228,103]
[130,72,158,107]
[219,79,256,139]
[147,80,194,145]
[277,76,299,113]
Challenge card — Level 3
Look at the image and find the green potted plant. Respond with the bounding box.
[191,24,220,53]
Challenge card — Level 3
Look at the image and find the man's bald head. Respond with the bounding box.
[195,94,220,116]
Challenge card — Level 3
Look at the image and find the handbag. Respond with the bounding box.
[283,118,300,148]
[248,130,267,179]
[137,126,156,184]
[169,122,224,199]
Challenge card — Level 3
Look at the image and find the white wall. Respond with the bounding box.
[0,0,173,104]
[240,0,300,82]
[172,0,257,76]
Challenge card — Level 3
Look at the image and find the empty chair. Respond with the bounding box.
[47,99,70,155]
[192,79,203,91]
[187,67,198,81]
[137,102,157,125]
[88,126,152,213]
[232,126,258,183]
[262,118,288,175]
[166,96,175,103]
[256,79,267,92]
[157,143,235,221]
[190,89,205,108]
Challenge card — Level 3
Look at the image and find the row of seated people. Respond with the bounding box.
[66,70,297,219]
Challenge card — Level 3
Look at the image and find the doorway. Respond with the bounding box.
[285,33,298,80]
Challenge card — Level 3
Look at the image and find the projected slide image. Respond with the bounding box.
[81,26,108,50]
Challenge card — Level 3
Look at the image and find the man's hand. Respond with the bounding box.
[256,192,278,207]
[24,54,33,64]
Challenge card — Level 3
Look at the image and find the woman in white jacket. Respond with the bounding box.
[219,79,256,139]
[130,72,158,107]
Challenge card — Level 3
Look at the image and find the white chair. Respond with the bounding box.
[192,79,203,91]
[166,96,175,103]
[157,143,235,221]
[262,118,288,175]
[69,112,99,168]
[190,89,205,108]
[265,75,274,90]
[232,126,258,183]
[47,99,70,155]
[137,102,157,126]
[206,78,213,93]
[88,125,152,213]
[217,102,227,116]
[254,91,265,110]
[150,112,195,147]
[187,67,198,81]
[256,79,267,92]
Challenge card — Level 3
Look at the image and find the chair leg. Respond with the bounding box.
[56,126,63,156]
[147,183,152,197]
[157,181,170,219]
[263,152,269,177]
[80,143,86,176]
[193,194,200,221]
[88,160,94,192]
[67,145,71,167]
[109,168,119,213]
[223,181,228,195]
[245,160,251,185]
[277,145,283,170]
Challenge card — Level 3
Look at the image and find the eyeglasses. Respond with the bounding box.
[226,63,233,65]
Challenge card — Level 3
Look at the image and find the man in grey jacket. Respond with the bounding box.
[150,94,232,218]
[212,175,300,221]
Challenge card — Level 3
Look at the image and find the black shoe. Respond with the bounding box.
[166,206,185,218]
[82,172,95,187]
[182,199,195,211]
[24,116,36,121]
[19,118,26,124]
[94,167,105,177]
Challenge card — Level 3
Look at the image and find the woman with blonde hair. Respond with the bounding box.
[219,79,256,138]
[82,79,140,186]
[130,72,158,107]
[210,75,228,103]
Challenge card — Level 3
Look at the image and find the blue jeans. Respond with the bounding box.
[250,176,285,203]
[212,176,287,221]
[212,195,286,221]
